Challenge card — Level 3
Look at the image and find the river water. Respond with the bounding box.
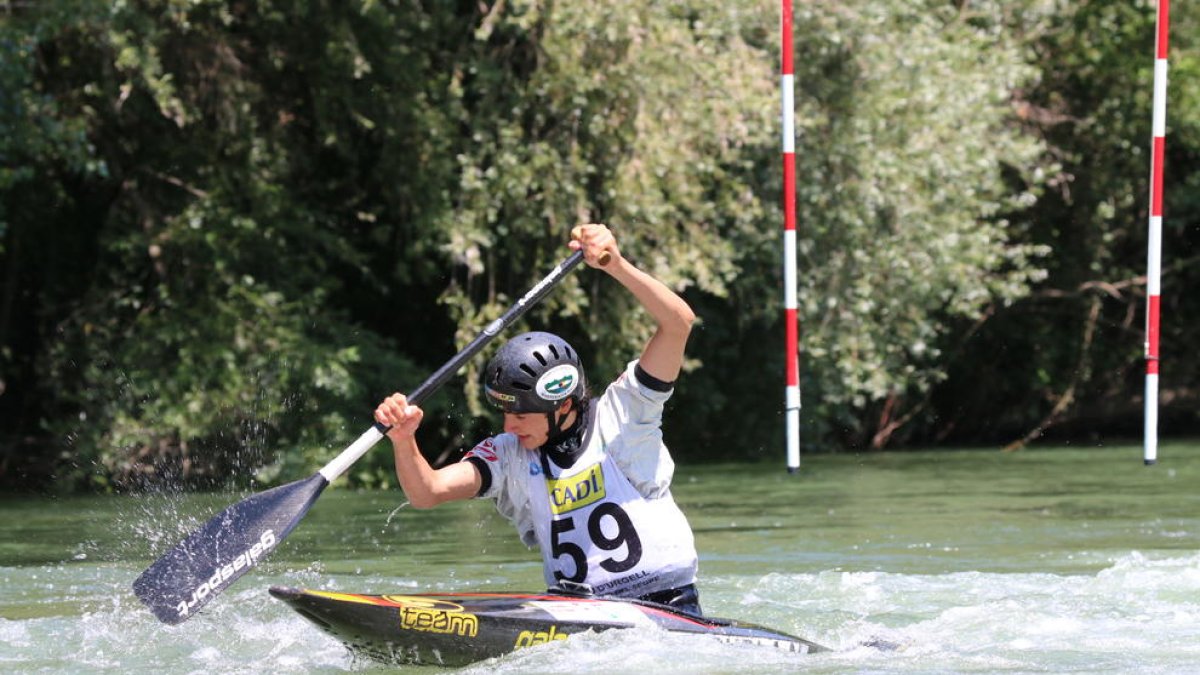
[2,443,1198,673]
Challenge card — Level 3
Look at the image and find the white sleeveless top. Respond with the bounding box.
[465,360,698,597]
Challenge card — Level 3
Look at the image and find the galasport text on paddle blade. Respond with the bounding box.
[133,475,326,624]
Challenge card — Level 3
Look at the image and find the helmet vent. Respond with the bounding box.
[548,344,560,359]
[533,351,548,366]
[519,364,537,378]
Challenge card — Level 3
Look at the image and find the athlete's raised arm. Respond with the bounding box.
[569,224,695,383]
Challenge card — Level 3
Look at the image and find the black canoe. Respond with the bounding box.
[269,586,827,667]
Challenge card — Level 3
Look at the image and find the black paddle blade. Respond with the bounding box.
[133,473,329,625]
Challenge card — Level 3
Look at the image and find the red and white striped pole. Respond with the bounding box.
[782,0,801,473]
[1144,0,1170,466]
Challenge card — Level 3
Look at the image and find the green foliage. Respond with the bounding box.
[2,0,452,490]
[439,0,777,404]
[928,0,1200,445]
[759,2,1054,447]
[1,0,1198,491]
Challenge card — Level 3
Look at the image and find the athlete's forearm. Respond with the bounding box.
[391,437,482,508]
[605,257,695,383]
[391,437,443,509]
[570,223,695,381]
[607,257,695,336]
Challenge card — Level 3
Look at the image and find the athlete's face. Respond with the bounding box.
[503,400,574,449]
[503,412,549,449]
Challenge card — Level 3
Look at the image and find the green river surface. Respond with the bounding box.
[2,443,1199,673]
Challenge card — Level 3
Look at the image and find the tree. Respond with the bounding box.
[927,0,1200,449]
[4,1,1193,491]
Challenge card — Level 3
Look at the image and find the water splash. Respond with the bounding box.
[7,449,1200,673]
[383,501,410,531]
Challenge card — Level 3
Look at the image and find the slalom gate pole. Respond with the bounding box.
[782,0,801,473]
[1144,0,1170,466]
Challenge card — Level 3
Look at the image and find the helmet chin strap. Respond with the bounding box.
[547,407,569,438]
[544,400,579,446]
[539,398,590,468]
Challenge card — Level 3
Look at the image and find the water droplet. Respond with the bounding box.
[383,502,410,531]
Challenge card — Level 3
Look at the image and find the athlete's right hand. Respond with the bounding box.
[375,393,424,440]
[570,223,617,268]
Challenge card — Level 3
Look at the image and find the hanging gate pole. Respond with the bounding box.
[782,0,801,473]
[1144,0,1170,466]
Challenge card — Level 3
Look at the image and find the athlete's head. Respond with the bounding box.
[484,331,586,447]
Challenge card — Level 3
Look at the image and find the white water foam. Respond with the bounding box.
[4,550,1200,673]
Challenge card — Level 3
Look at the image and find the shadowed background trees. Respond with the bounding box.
[1,0,1197,492]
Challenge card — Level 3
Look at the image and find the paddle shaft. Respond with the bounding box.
[134,248,595,624]
[318,249,593,482]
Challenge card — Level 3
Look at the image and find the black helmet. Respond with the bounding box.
[484,331,586,413]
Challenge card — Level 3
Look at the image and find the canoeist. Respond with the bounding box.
[375,223,702,614]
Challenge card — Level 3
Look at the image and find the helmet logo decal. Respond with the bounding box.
[536,364,579,401]
[485,387,517,403]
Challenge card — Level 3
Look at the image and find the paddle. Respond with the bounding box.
[133,249,602,625]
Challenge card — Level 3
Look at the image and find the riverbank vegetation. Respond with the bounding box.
[1,1,1197,491]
